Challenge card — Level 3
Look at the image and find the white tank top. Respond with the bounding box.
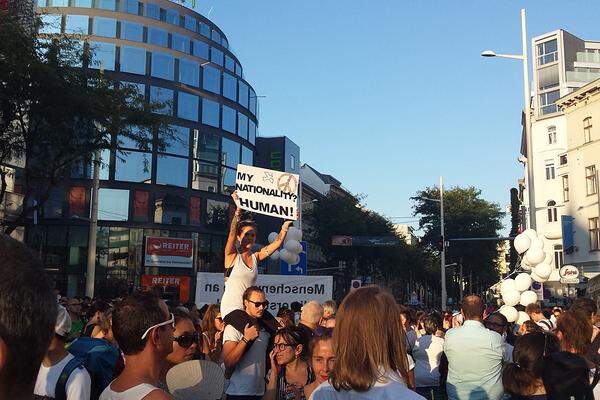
[220,253,258,318]
[99,382,161,400]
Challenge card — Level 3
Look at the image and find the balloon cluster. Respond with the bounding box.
[268,227,303,265]
[498,229,552,324]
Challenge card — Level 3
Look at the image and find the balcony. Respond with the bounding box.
[576,51,600,64]
[566,70,600,83]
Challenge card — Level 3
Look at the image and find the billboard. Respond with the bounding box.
[141,274,191,302]
[195,273,333,312]
[144,236,193,268]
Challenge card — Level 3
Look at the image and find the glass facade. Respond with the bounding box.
[35,0,259,298]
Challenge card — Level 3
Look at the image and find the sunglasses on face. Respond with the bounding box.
[246,299,269,308]
[274,342,295,351]
[173,331,200,348]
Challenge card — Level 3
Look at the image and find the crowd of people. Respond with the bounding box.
[3,190,600,399]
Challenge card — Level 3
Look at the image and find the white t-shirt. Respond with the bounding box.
[536,319,553,331]
[34,353,91,400]
[310,371,425,400]
[99,382,161,400]
[412,335,444,387]
[223,324,271,396]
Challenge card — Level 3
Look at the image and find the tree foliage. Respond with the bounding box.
[305,192,437,300]
[412,186,504,290]
[0,11,174,233]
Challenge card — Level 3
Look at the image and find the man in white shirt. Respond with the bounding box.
[525,303,554,331]
[34,305,91,400]
[223,286,271,400]
[444,295,503,400]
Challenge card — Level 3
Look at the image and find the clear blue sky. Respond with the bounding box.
[198,1,600,233]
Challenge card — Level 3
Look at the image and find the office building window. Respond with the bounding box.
[74,0,92,7]
[179,58,199,87]
[96,0,116,11]
[539,90,560,115]
[184,15,196,31]
[203,65,220,94]
[242,146,253,166]
[151,52,174,80]
[584,117,592,143]
[145,2,160,20]
[290,154,296,171]
[586,165,597,195]
[156,155,188,187]
[590,217,600,251]
[122,0,139,14]
[537,39,558,66]
[201,98,219,128]
[548,126,556,144]
[115,151,152,183]
[238,81,249,108]
[148,27,168,47]
[211,47,223,66]
[120,21,143,42]
[222,105,236,134]
[119,46,146,75]
[547,200,558,223]
[192,40,209,59]
[192,130,219,162]
[221,138,240,168]
[249,89,257,115]
[211,30,221,43]
[237,113,248,140]
[554,244,564,268]
[40,14,62,34]
[89,41,115,70]
[166,9,178,25]
[150,86,173,115]
[545,163,555,180]
[172,33,190,53]
[191,160,219,192]
[93,17,116,38]
[562,175,569,202]
[200,23,210,38]
[249,120,256,145]
[161,125,189,156]
[225,55,235,72]
[223,73,237,101]
[98,188,129,221]
[177,91,199,122]
[65,15,89,35]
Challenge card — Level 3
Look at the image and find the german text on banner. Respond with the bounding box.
[235,164,299,220]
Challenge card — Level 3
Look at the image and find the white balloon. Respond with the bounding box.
[502,290,521,307]
[517,311,530,325]
[499,305,518,323]
[530,271,549,283]
[515,273,533,292]
[514,233,531,254]
[523,229,538,240]
[286,227,302,242]
[270,250,280,260]
[525,246,545,266]
[279,249,295,264]
[520,290,538,306]
[284,240,302,254]
[290,254,300,265]
[520,259,532,271]
[500,279,517,296]
[531,238,545,250]
[543,250,553,266]
[268,232,279,244]
[534,262,552,279]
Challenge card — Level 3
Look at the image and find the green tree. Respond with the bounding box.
[305,192,434,302]
[0,11,174,234]
[412,186,504,295]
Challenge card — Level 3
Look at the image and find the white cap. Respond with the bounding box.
[55,305,72,337]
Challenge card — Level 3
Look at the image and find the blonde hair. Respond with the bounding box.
[322,300,337,315]
[331,285,409,391]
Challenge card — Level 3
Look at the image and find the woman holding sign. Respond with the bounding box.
[220,190,293,326]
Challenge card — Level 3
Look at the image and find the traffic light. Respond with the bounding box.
[435,236,445,252]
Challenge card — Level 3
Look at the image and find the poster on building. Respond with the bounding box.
[195,273,332,311]
[144,237,193,268]
[235,164,299,220]
[141,275,191,302]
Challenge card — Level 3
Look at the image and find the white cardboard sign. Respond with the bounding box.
[235,164,299,220]
[195,273,333,312]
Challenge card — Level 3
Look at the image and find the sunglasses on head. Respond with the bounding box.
[173,331,200,348]
[246,299,269,308]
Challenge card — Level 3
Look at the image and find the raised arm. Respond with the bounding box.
[256,220,294,262]
[224,191,242,268]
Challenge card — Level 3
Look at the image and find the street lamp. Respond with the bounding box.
[481,9,536,230]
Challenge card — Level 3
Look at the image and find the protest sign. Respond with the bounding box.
[195,273,333,312]
[235,164,299,220]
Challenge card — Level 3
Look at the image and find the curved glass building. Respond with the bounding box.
[33,0,258,299]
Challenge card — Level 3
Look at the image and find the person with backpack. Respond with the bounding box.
[525,303,554,332]
[34,305,92,400]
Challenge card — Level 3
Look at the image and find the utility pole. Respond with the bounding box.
[85,149,100,298]
[440,176,447,311]
[459,258,463,301]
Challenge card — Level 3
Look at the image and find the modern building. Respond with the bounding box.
[394,224,418,246]
[556,79,600,278]
[5,0,259,298]
[519,29,600,293]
